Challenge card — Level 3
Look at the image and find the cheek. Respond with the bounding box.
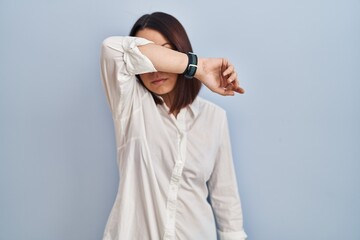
[139,73,154,89]
[139,73,151,83]
[169,74,178,84]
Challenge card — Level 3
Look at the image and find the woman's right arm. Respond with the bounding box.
[100,36,245,115]
[100,36,157,116]
[138,44,245,96]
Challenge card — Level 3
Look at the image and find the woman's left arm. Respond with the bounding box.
[207,115,247,240]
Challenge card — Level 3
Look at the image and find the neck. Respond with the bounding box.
[161,92,179,117]
[162,93,172,107]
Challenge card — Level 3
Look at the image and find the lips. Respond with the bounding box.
[151,78,167,85]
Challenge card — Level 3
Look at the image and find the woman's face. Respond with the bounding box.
[135,28,178,97]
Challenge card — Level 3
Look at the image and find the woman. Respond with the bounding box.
[100,12,247,240]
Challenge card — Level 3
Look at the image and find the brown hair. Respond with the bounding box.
[129,12,202,114]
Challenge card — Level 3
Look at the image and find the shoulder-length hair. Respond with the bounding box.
[129,12,202,114]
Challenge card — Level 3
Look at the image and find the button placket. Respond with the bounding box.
[163,110,188,240]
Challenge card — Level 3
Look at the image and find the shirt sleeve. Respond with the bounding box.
[207,114,247,240]
[100,36,157,117]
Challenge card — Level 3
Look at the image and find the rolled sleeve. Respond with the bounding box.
[101,36,156,75]
[100,36,156,116]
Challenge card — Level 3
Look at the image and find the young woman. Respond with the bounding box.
[100,12,247,240]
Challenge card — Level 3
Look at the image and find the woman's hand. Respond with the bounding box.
[195,58,245,96]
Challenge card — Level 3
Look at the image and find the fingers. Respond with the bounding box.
[232,80,245,94]
[212,82,244,96]
[204,58,245,96]
[222,60,238,83]
[221,59,245,94]
[215,87,235,96]
[217,83,238,96]
[222,61,234,77]
[227,71,237,83]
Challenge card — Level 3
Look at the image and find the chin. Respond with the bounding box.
[149,87,173,96]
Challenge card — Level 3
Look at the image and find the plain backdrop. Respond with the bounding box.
[0,0,359,239]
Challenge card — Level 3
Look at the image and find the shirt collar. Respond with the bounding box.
[188,97,200,118]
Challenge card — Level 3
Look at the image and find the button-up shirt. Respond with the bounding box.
[100,36,247,240]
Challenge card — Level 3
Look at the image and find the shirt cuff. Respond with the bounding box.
[217,230,248,240]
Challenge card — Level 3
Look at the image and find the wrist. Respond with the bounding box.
[183,52,198,79]
[194,58,204,80]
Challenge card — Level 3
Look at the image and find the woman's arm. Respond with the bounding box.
[100,36,245,115]
[207,115,247,240]
[138,44,245,96]
[100,36,156,115]
[138,44,188,74]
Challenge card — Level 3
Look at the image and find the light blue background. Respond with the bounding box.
[1,0,359,239]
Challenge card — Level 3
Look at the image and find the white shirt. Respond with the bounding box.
[100,36,247,240]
